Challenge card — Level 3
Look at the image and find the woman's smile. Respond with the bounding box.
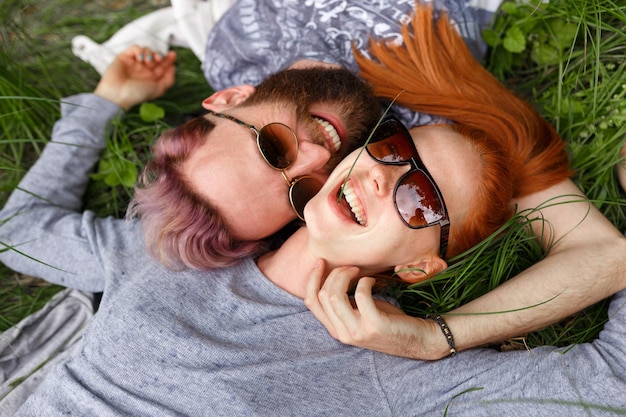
[338,179,367,226]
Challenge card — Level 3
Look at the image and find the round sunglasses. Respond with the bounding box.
[365,117,450,259]
[205,110,322,221]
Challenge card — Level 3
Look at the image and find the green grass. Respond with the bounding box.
[483,0,626,229]
[396,0,626,348]
[0,0,208,331]
[1,0,625,352]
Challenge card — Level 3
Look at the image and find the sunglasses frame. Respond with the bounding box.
[205,109,298,170]
[205,109,321,221]
[366,117,450,259]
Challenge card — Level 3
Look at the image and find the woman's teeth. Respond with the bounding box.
[342,180,366,226]
[313,117,341,152]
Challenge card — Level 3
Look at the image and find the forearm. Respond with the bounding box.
[446,236,626,351]
[353,226,626,361]
[3,94,121,211]
[442,180,626,353]
[0,94,123,289]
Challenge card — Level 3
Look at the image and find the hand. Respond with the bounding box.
[304,260,450,360]
[94,45,177,110]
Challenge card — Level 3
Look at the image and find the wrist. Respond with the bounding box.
[425,314,457,359]
[94,84,132,111]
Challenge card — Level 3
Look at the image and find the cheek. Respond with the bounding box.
[227,191,296,240]
[362,221,441,268]
[397,226,441,259]
[209,169,295,240]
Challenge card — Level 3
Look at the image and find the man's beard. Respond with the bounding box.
[241,67,382,170]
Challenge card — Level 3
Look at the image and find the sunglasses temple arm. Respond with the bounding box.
[280,171,294,187]
[439,221,450,259]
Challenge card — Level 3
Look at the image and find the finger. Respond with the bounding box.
[133,46,146,62]
[136,47,158,67]
[304,259,337,336]
[110,45,141,68]
[320,266,359,309]
[164,50,177,62]
[160,50,177,68]
[352,277,379,319]
[318,267,361,337]
[121,44,142,58]
[152,50,176,71]
[154,51,177,76]
[160,66,176,91]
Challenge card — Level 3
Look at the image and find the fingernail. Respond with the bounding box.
[138,54,144,60]
[147,54,153,61]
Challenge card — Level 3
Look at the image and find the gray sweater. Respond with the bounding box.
[1,94,626,416]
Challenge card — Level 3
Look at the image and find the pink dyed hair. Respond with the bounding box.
[128,116,266,270]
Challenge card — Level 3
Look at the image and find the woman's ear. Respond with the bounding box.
[201,85,256,111]
[394,256,448,284]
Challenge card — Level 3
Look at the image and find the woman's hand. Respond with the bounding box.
[94,45,177,110]
[304,260,450,360]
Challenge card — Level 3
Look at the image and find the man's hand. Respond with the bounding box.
[94,45,176,110]
[304,260,450,360]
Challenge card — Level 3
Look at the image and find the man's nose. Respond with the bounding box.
[288,141,332,178]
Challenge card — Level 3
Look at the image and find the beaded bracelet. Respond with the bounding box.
[426,314,457,357]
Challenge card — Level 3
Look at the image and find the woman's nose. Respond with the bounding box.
[369,163,407,197]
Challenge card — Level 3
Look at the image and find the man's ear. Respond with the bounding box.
[394,256,448,284]
[201,85,256,111]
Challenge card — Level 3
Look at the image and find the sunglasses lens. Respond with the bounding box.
[367,132,415,163]
[367,120,414,163]
[395,171,446,227]
[289,177,323,220]
[258,123,298,170]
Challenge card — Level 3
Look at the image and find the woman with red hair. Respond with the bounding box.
[306,5,626,360]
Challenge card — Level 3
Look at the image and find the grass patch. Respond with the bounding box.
[0,0,208,331]
[1,0,625,350]
[484,0,626,230]
[396,0,625,348]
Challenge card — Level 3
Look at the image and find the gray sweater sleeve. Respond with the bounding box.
[0,93,138,292]
[377,289,626,416]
